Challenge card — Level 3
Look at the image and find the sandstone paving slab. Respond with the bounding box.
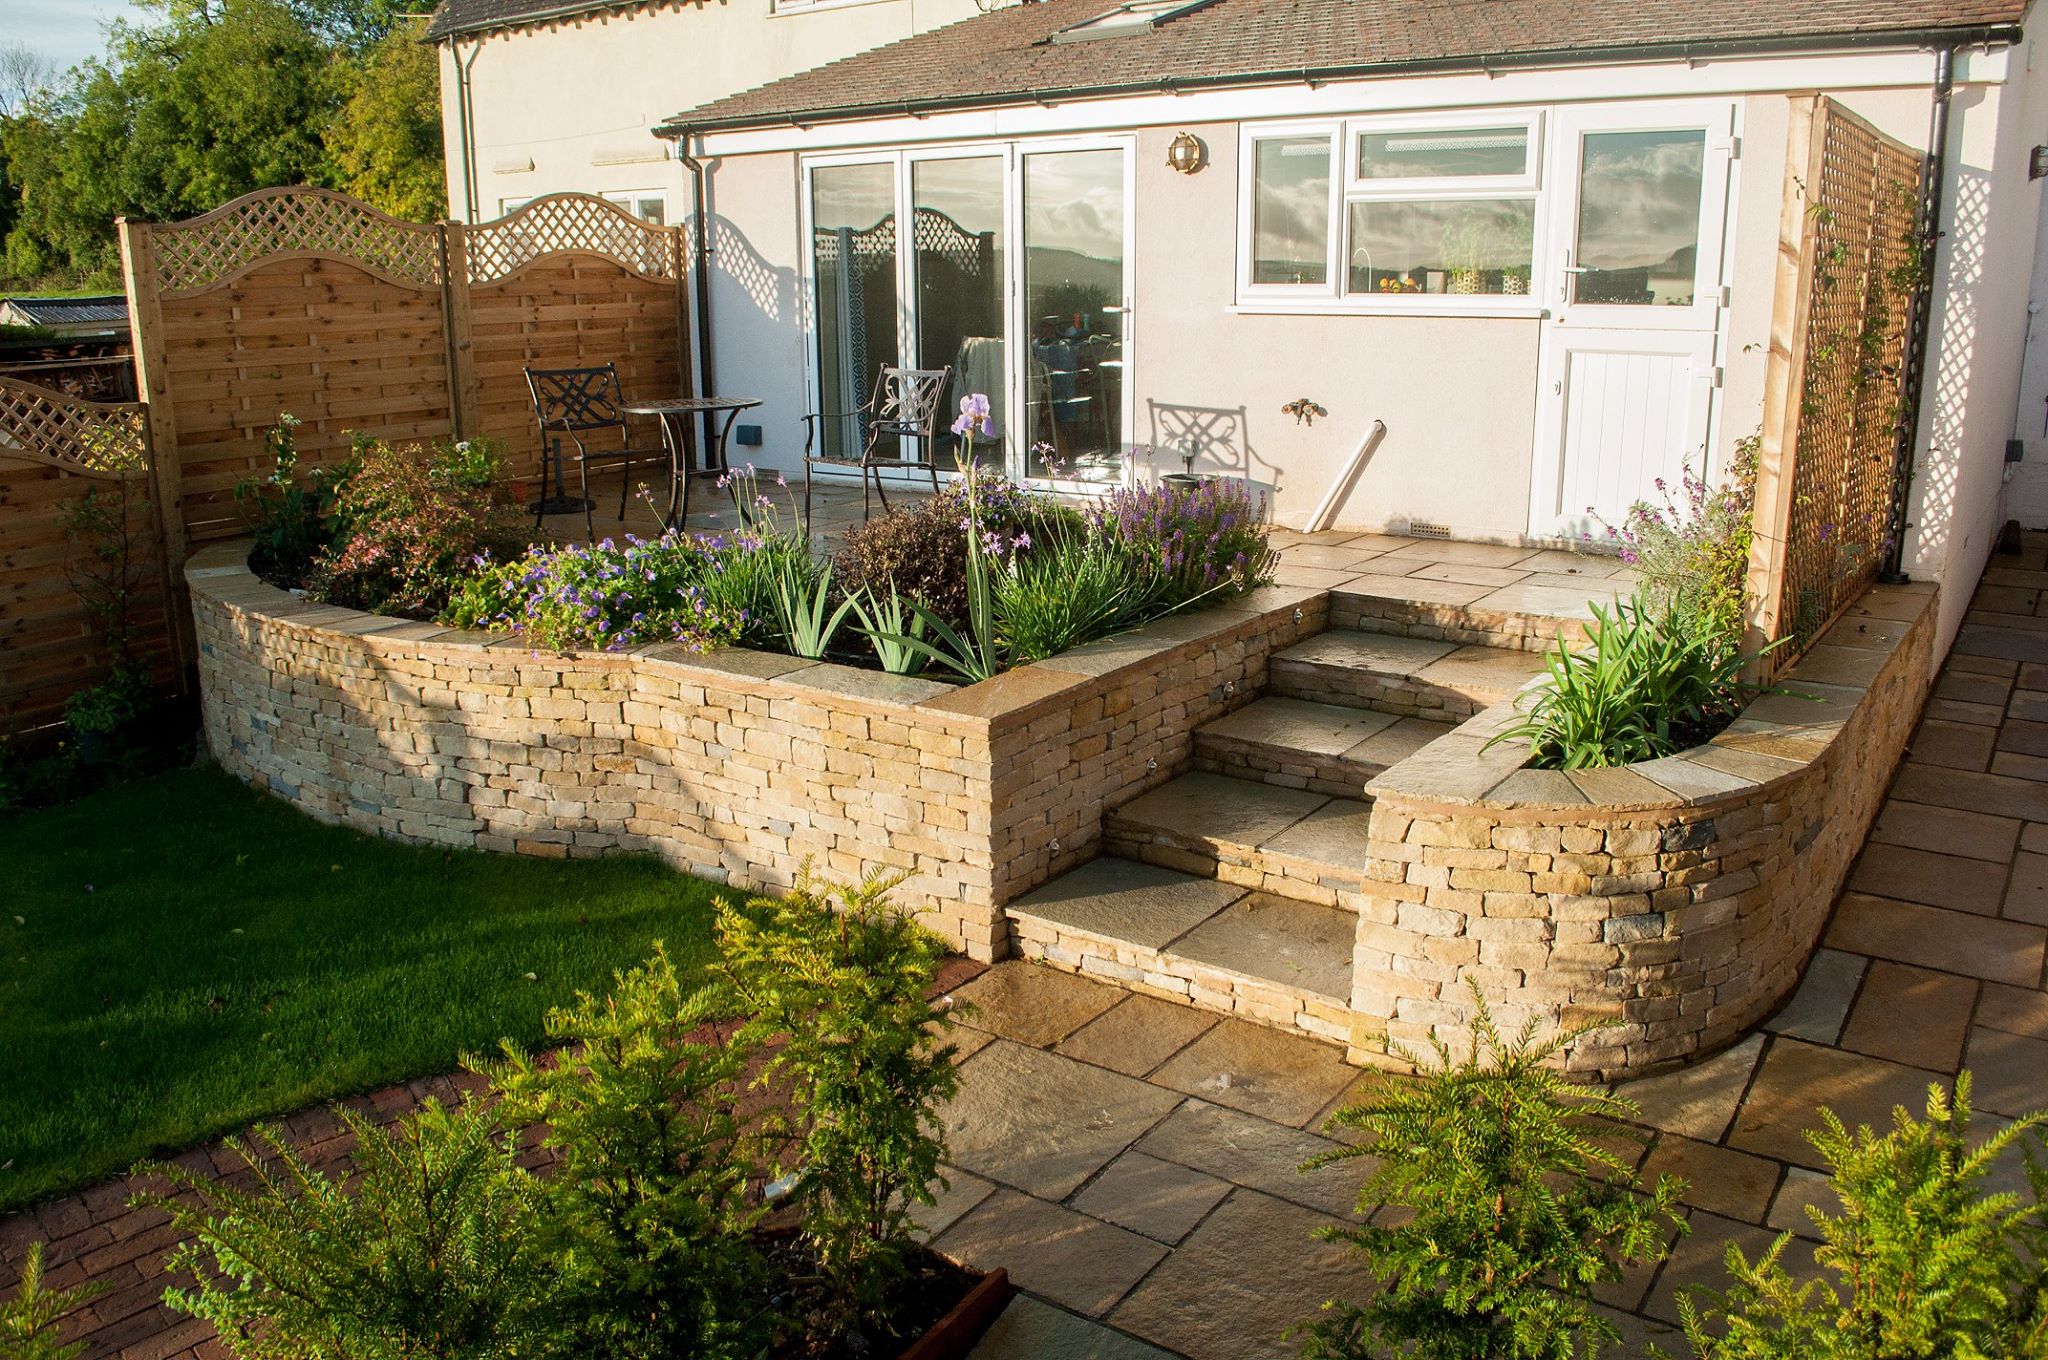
[1613,1034,1765,1143]
[911,1167,995,1239]
[935,1189,1167,1318]
[1134,1098,1372,1218]
[1199,696,1399,756]
[1906,718,1997,770]
[1993,750,2048,780]
[1825,894,2046,986]
[1470,579,1610,617]
[1377,539,1539,568]
[2004,851,2048,925]
[1592,1305,1686,1359]
[1761,950,1875,1044]
[1847,844,2008,916]
[1011,859,1245,951]
[1766,1166,1837,1239]
[1338,571,1503,608]
[1258,799,1372,868]
[1513,548,1629,577]
[1928,696,2009,725]
[1415,644,1546,696]
[1646,1212,1816,1325]
[1166,894,1354,1001]
[1934,668,2018,708]
[1071,1151,1233,1245]
[1057,997,1219,1078]
[950,961,1125,1048]
[1976,981,2048,1039]
[1274,629,1458,677]
[947,1025,996,1064]
[1150,1019,1361,1127]
[966,1295,1180,1360]
[1273,562,1362,590]
[1728,1039,1933,1168]
[1958,624,2048,664]
[1641,1135,1783,1224]
[2001,717,2048,758]
[1839,960,1977,1071]
[1113,773,1328,848]
[942,1042,1184,1200]
[1870,800,2022,862]
[1108,1190,1361,1360]
[1962,1026,2048,1117]
[1397,559,1532,588]
[1347,715,1457,768]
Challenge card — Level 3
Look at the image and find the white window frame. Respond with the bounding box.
[600,190,668,225]
[1235,108,1548,317]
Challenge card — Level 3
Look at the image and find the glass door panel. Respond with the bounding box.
[810,162,899,458]
[1569,129,1706,308]
[1021,148,1126,483]
[911,156,1005,471]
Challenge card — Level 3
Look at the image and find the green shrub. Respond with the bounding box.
[235,415,349,589]
[308,434,526,618]
[0,1242,108,1360]
[1598,438,1758,642]
[714,872,961,1334]
[1299,985,1685,1360]
[139,1100,555,1360]
[1488,593,1766,769]
[832,474,1076,630]
[1673,1075,2048,1360]
[487,944,769,1360]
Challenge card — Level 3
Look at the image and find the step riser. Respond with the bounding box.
[1331,592,1590,655]
[1191,735,1384,798]
[1104,821,1365,911]
[1269,658,1498,719]
[1006,911,1351,1046]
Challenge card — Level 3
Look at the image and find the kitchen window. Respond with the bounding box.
[1238,112,1543,312]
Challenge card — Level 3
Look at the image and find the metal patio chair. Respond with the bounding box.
[799,364,952,526]
[524,363,666,538]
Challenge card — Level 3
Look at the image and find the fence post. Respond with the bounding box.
[1744,96,1826,672]
[441,221,481,440]
[118,215,195,687]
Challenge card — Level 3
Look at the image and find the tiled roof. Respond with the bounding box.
[426,0,658,41]
[658,0,2026,134]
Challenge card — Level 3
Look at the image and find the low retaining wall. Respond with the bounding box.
[187,542,1322,958]
[1349,581,1939,1078]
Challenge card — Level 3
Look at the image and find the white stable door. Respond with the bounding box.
[1529,102,1736,539]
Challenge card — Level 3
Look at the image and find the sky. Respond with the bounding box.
[1,0,148,76]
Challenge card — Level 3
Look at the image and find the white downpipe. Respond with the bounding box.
[1306,420,1386,533]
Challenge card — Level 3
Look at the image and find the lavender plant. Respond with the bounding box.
[1089,476,1276,612]
[442,533,757,654]
[1593,438,1758,642]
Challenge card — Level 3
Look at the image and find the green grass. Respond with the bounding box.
[0,765,728,1212]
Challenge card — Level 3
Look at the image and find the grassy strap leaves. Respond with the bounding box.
[1299,983,1686,1360]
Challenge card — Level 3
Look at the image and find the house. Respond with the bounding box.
[426,0,989,224]
[644,0,2048,650]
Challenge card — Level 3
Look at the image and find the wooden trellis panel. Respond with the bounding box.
[0,377,174,736]
[1749,98,1925,666]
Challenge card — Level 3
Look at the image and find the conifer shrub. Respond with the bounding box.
[1298,986,1686,1360]
[1672,1075,2048,1360]
[0,1243,108,1360]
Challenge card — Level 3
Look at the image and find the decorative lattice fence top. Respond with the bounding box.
[151,187,443,293]
[812,208,993,274]
[467,194,677,284]
[0,376,149,479]
[1776,102,1924,647]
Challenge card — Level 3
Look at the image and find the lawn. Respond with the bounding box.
[0,764,728,1212]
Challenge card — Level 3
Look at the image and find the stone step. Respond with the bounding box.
[1269,629,1543,719]
[1103,771,1368,908]
[1005,856,1355,1045]
[1194,696,1456,796]
[1329,577,1607,654]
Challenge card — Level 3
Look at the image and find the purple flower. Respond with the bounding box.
[951,392,994,438]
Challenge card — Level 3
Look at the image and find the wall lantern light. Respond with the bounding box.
[1166,131,1206,175]
[2032,144,2048,180]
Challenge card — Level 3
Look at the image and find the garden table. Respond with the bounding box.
[622,395,763,531]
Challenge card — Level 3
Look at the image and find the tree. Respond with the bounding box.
[326,18,447,222]
[0,44,54,118]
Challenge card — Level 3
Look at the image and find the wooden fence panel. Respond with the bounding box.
[0,378,172,736]
[1748,98,1925,667]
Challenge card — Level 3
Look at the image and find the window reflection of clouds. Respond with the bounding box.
[812,162,895,231]
[1252,138,1329,284]
[1577,131,1704,270]
[913,158,1003,235]
[1024,149,1124,260]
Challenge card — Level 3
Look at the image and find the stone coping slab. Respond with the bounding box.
[1364,582,1939,814]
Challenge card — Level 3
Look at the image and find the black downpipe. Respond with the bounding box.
[1880,45,1955,583]
[679,134,717,460]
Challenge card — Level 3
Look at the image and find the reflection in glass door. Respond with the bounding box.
[1568,130,1706,307]
[810,162,899,458]
[1022,148,1126,483]
[912,156,1005,471]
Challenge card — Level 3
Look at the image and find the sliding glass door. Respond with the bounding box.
[805,140,1132,487]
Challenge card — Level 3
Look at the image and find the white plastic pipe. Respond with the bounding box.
[1306,419,1387,533]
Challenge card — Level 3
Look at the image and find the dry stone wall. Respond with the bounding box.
[187,542,1320,959]
[1349,582,1939,1078]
